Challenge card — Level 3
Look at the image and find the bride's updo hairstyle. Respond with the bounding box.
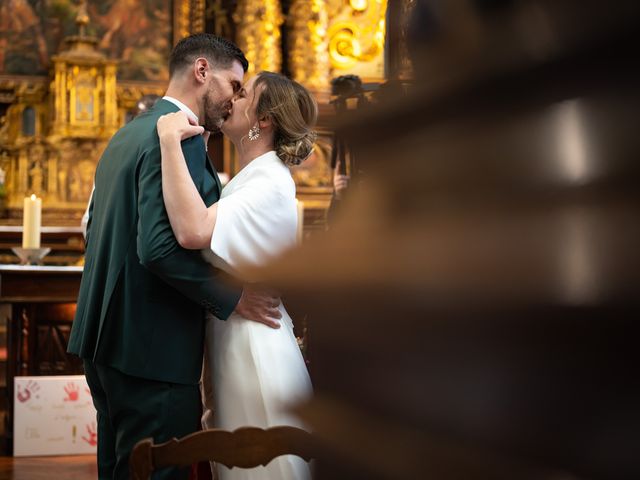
[254,72,318,166]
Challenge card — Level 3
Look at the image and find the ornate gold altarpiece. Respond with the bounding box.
[231,0,389,229]
[0,0,393,226]
[0,3,172,224]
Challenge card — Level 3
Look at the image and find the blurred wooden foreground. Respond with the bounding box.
[262,1,640,479]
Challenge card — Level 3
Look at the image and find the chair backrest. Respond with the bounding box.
[130,426,316,480]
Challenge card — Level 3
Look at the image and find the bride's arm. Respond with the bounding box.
[157,111,218,249]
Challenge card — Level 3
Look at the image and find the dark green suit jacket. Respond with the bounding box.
[68,99,241,385]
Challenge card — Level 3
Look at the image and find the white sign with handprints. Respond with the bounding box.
[14,375,97,456]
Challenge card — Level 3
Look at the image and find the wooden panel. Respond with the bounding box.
[0,266,82,302]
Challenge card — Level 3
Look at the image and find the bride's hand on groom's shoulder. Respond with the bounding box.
[235,284,282,329]
[157,111,204,143]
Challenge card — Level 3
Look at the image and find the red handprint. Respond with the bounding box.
[82,422,97,446]
[17,380,40,403]
[63,382,80,402]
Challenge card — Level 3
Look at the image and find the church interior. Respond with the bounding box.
[0,0,639,478]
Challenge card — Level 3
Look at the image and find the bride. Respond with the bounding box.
[156,71,316,479]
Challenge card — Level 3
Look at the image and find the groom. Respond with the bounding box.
[68,34,281,480]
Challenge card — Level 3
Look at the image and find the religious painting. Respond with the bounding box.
[0,0,172,81]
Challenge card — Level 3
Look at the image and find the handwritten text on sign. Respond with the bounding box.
[14,375,97,456]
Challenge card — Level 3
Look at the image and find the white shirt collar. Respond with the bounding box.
[162,96,199,124]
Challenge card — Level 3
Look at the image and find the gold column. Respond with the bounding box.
[191,0,206,34]
[233,0,284,76]
[103,63,118,136]
[53,62,67,133]
[48,155,58,200]
[174,0,192,44]
[287,0,330,89]
[173,0,206,44]
[17,150,28,194]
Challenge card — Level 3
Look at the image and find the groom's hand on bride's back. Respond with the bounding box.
[235,284,282,329]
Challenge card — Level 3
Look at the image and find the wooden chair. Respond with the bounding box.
[129,426,316,480]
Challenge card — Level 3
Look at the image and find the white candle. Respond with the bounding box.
[22,194,42,249]
[296,199,305,244]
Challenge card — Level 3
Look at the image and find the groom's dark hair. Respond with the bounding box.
[169,34,249,77]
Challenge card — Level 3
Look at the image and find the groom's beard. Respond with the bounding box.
[203,96,230,133]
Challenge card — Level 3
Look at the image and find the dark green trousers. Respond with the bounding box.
[83,360,201,480]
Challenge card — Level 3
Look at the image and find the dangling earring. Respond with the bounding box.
[248,124,260,141]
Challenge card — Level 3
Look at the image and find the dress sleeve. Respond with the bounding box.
[210,177,297,274]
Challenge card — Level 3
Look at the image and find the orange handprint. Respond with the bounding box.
[63,382,80,402]
[17,380,40,403]
[82,422,97,446]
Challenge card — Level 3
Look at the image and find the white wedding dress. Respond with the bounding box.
[201,151,313,480]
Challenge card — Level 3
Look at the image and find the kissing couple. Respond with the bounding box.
[69,33,316,480]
